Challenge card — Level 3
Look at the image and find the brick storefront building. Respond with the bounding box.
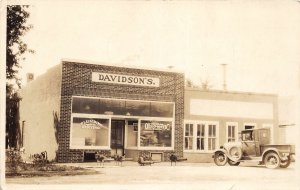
[19,59,280,163]
[19,59,184,162]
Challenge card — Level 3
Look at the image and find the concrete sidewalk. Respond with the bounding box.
[56,161,216,168]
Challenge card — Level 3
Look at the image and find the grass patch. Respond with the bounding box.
[6,163,99,178]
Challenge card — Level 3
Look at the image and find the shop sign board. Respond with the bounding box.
[92,72,160,87]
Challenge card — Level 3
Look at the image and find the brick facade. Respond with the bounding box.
[57,61,184,162]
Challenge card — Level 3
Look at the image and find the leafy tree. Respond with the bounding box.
[6,5,33,148]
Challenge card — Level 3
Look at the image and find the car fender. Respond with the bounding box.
[262,148,286,161]
[212,149,227,158]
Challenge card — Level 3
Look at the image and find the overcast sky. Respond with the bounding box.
[18,0,300,96]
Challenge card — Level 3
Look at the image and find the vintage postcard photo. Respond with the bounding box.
[1,0,299,190]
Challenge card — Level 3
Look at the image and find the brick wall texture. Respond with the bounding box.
[57,61,184,162]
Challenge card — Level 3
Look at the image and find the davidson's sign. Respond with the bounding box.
[92,72,160,87]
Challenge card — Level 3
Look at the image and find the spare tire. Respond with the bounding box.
[228,146,242,162]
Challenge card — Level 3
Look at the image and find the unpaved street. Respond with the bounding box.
[4,162,299,190]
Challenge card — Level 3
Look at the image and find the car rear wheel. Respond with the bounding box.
[280,157,291,168]
[228,159,240,166]
[214,152,228,166]
[264,152,280,169]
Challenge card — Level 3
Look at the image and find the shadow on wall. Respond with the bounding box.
[53,111,59,162]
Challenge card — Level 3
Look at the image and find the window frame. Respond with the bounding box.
[226,122,239,142]
[69,113,111,150]
[184,120,219,153]
[184,123,194,150]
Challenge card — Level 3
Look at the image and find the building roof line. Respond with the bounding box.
[61,58,184,74]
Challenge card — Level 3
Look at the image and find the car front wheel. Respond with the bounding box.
[214,152,228,166]
[280,156,291,168]
[264,152,280,169]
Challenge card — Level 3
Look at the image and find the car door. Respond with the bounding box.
[241,131,257,157]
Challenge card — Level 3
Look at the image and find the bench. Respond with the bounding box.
[169,154,187,166]
[138,157,154,166]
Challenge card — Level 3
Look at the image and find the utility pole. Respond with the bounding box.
[221,63,227,91]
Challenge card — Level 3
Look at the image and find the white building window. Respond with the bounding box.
[184,121,219,152]
[196,124,205,150]
[208,124,217,150]
[184,123,193,150]
[226,122,238,142]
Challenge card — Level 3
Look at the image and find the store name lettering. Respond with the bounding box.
[144,122,170,131]
[92,72,159,87]
[81,120,104,130]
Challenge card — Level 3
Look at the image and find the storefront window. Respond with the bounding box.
[140,120,172,147]
[70,117,109,148]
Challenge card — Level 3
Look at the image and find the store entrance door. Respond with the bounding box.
[111,120,125,156]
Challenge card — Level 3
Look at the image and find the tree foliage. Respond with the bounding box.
[6,5,33,148]
[7,5,34,87]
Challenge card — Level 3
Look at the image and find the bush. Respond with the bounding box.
[6,149,23,173]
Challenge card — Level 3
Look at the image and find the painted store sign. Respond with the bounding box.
[144,122,171,131]
[80,119,106,130]
[92,72,160,87]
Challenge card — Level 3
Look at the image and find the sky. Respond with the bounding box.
[14,0,300,96]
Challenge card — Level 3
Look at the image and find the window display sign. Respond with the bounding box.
[92,72,160,87]
[144,122,171,131]
[80,119,107,130]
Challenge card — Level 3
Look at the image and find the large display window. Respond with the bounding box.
[140,120,172,147]
[71,96,175,150]
[70,117,110,149]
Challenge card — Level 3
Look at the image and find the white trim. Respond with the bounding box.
[125,147,138,150]
[262,124,274,144]
[137,119,141,149]
[226,122,239,142]
[124,120,128,149]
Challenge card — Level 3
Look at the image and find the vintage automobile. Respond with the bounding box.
[213,128,295,169]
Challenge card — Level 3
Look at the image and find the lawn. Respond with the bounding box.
[5,162,99,178]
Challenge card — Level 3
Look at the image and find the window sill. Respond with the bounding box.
[184,150,215,154]
[70,146,111,150]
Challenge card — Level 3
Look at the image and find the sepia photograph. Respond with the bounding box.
[1,0,300,190]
